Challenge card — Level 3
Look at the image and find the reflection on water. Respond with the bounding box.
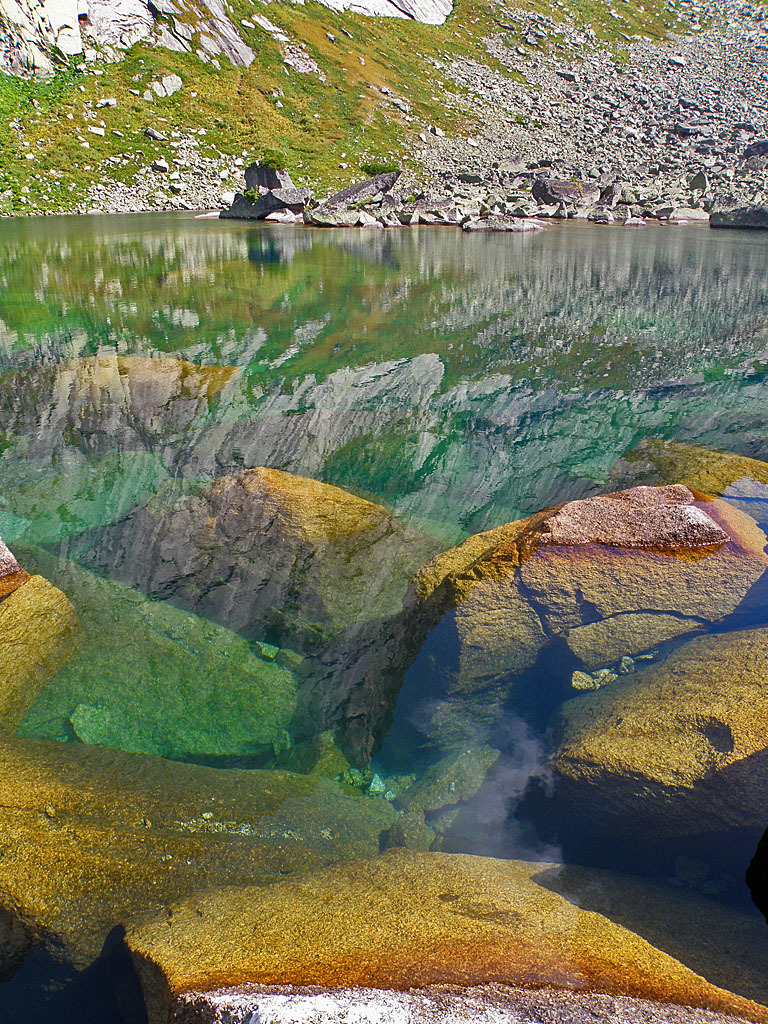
[0,215,768,1022]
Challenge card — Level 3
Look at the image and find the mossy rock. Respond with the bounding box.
[15,545,297,763]
[0,738,396,975]
[125,850,768,1024]
[275,731,351,778]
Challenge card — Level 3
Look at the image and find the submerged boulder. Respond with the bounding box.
[125,849,768,1024]
[0,556,81,734]
[16,545,297,764]
[608,441,768,497]
[73,467,440,652]
[547,626,768,877]
[341,485,768,759]
[0,738,395,975]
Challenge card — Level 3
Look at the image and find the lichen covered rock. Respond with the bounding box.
[125,850,768,1024]
[0,738,395,974]
[548,626,768,864]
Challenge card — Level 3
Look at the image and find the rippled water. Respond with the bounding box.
[1,214,768,1022]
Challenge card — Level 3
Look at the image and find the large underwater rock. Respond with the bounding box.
[0,541,81,735]
[609,441,768,496]
[0,738,395,976]
[316,484,768,761]
[125,849,768,1024]
[72,466,441,651]
[15,545,297,764]
[548,627,768,861]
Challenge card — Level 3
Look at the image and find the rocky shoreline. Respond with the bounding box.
[62,0,768,227]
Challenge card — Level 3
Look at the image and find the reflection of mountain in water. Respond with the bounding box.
[1,217,768,535]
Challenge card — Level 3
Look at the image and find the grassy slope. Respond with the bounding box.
[0,0,684,213]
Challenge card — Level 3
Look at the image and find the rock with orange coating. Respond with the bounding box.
[369,485,768,756]
[547,626,768,865]
[0,738,395,975]
[125,850,768,1024]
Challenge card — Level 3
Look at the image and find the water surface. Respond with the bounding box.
[1,214,767,1022]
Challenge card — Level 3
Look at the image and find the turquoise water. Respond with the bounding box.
[1,214,768,1021]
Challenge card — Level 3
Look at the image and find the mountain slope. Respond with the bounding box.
[0,0,760,215]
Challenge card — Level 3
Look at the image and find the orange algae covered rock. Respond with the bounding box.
[0,738,395,974]
[125,850,768,1024]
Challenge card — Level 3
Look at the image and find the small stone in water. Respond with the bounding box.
[572,670,598,691]
[619,656,635,674]
[368,773,386,795]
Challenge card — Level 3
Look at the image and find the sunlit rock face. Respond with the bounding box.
[0,738,395,976]
[0,0,448,78]
[125,849,768,1024]
[0,0,255,75]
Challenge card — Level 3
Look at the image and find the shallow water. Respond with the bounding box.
[1,215,767,1022]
